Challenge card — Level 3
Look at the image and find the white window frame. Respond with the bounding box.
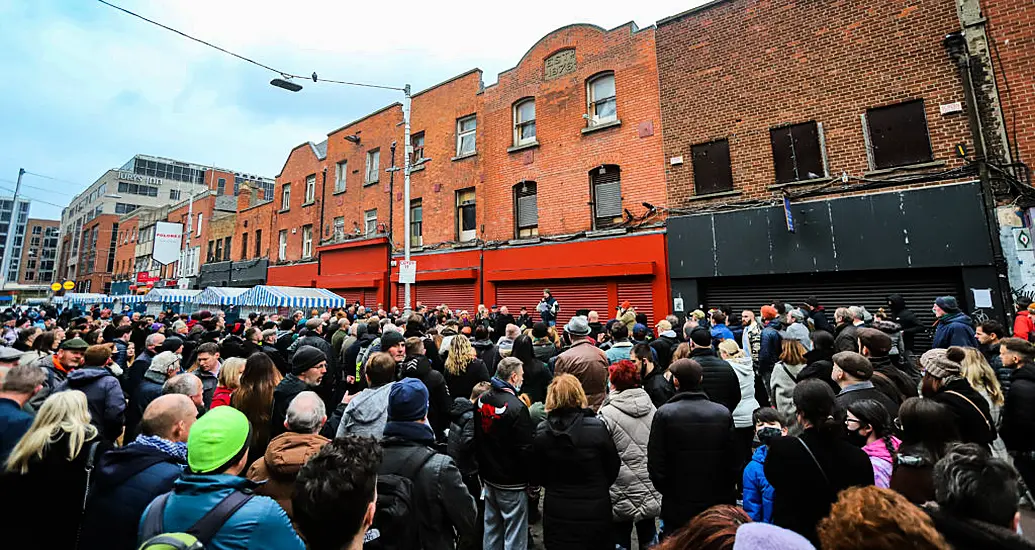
[196,213,203,237]
[335,161,347,193]
[281,184,291,211]
[278,229,288,260]
[333,216,345,239]
[456,116,477,156]
[365,149,380,185]
[304,174,316,203]
[410,199,423,247]
[364,209,378,236]
[302,225,313,259]
[587,73,618,126]
[513,99,536,146]
[410,132,425,164]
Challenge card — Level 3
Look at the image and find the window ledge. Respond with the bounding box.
[301,200,316,207]
[277,208,290,214]
[581,119,622,135]
[507,141,540,154]
[332,189,347,196]
[864,160,946,176]
[451,152,478,162]
[363,180,379,187]
[508,237,541,246]
[455,240,480,248]
[409,163,426,174]
[686,190,741,202]
[586,228,628,238]
[768,176,832,190]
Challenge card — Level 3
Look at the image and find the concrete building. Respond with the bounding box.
[0,196,30,284]
[17,219,59,285]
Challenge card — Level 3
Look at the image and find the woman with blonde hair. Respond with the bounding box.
[771,339,809,421]
[532,374,620,549]
[960,347,1010,461]
[444,334,490,402]
[1,390,111,549]
[231,353,282,464]
[211,357,246,408]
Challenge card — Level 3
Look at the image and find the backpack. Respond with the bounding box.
[365,446,437,550]
[137,490,253,550]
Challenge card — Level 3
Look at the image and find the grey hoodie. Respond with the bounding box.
[726,355,760,429]
[337,382,395,439]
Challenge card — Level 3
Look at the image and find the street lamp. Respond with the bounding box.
[271,78,416,313]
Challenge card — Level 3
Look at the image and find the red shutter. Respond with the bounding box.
[364,289,382,309]
[617,279,655,326]
[330,288,364,305]
[496,281,608,324]
[413,282,477,314]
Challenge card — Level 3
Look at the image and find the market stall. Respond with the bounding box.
[122,288,202,316]
[233,285,348,316]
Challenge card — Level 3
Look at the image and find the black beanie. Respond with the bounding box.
[380,330,405,350]
[292,345,327,375]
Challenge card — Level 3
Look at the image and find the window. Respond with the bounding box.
[456,116,477,156]
[196,213,203,237]
[335,161,347,193]
[591,166,622,229]
[214,238,223,261]
[217,178,226,195]
[410,132,425,164]
[864,100,933,170]
[514,181,539,238]
[365,149,380,185]
[691,139,734,195]
[278,230,287,260]
[207,240,214,262]
[31,226,41,235]
[302,225,313,258]
[456,188,477,242]
[223,236,231,261]
[30,237,40,247]
[24,271,33,281]
[333,217,345,239]
[410,199,423,247]
[169,189,181,201]
[254,229,261,257]
[241,233,249,259]
[304,174,316,203]
[587,73,617,125]
[770,122,828,184]
[281,183,291,210]
[513,99,536,146]
[364,209,378,236]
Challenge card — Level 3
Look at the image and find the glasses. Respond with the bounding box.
[845,417,861,426]
[894,417,904,432]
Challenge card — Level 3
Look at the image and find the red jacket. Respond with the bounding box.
[1015,311,1034,341]
[211,386,233,408]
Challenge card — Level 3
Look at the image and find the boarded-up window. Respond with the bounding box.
[770,122,826,184]
[692,139,734,195]
[514,181,538,238]
[592,165,622,229]
[865,100,933,170]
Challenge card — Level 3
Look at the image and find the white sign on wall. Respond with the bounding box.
[152,222,184,265]
[398,260,417,284]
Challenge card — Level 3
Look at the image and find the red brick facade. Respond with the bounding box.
[112,216,139,281]
[76,214,119,294]
[656,0,974,206]
[983,0,1035,167]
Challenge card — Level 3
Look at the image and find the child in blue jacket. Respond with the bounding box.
[743,407,787,523]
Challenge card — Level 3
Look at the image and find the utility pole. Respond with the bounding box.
[0,168,25,291]
[401,84,413,314]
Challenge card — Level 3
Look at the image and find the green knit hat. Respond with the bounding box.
[187,406,251,474]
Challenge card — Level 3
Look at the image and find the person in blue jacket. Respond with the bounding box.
[743,407,786,523]
[931,296,979,349]
[138,406,304,550]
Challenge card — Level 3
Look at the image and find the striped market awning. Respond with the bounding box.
[121,288,202,304]
[63,293,109,305]
[194,286,250,306]
[234,285,347,310]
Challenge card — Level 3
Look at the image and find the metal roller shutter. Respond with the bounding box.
[497,281,609,324]
[699,268,962,352]
[364,289,381,309]
[414,282,477,314]
[330,288,364,305]
[617,279,655,326]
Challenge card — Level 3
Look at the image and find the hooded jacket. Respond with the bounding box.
[598,388,662,522]
[470,338,500,375]
[336,382,394,439]
[742,445,774,523]
[55,366,126,442]
[139,474,304,550]
[474,377,534,489]
[447,397,477,475]
[79,441,186,550]
[726,355,760,428]
[933,312,979,349]
[650,331,680,370]
[531,408,620,549]
[888,294,922,351]
[247,431,329,518]
[771,361,805,421]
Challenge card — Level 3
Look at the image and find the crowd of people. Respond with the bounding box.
[1,290,1035,550]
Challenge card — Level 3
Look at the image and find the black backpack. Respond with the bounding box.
[365,446,437,550]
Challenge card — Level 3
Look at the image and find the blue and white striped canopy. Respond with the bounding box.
[234,285,347,309]
[194,287,250,306]
[63,293,108,305]
[122,288,202,304]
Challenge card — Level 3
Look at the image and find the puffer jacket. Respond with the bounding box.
[246,431,329,518]
[447,397,477,475]
[770,362,805,421]
[55,366,126,442]
[758,320,784,373]
[726,355,760,428]
[598,388,661,522]
[336,382,394,439]
[742,445,774,523]
[932,312,979,349]
[139,474,304,550]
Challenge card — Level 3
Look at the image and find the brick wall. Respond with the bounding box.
[112,216,138,280]
[76,214,118,293]
[270,142,327,264]
[234,186,277,262]
[982,0,1035,169]
[656,0,974,207]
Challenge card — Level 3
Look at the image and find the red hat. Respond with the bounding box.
[621,301,631,310]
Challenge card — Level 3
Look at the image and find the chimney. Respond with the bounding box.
[237,182,253,212]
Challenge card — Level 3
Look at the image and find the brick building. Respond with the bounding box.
[76,214,119,294]
[257,23,670,319]
[657,0,1025,334]
[16,219,59,285]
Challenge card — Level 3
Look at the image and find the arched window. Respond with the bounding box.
[514,181,538,238]
[513,98,537,146]
[590,165,621,229]
[586,72,617,126]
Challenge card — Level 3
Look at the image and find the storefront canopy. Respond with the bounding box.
[121,288,202,304]
[234,285,347,309]
[194,286,250,306]
[63,293,108,305]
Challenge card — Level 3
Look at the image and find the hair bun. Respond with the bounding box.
[946,346,966,363]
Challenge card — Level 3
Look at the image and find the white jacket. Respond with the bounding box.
[598,388,662,522]
[727,355,760,428]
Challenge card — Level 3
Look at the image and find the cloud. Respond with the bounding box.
[0,0,700,220]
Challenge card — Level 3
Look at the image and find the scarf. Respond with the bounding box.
[52,355,70,375]
[133,434,188,462]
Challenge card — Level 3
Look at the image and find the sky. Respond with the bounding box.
[0,0,702,221]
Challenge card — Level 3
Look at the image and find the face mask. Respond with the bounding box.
[845,429,868,447]
[757,426,782,444]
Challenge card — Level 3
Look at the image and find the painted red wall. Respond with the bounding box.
[267,262,319,287]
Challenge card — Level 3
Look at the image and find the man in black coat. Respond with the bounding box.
[272,346,327,439]
[887,294,922,352]
[801,297,834,334]
[648,358,738,536]
[650,320,680,370]
[999,339,1035,492]
[687,327,742,415]
[831,351,900,419]
[291,318,339,407]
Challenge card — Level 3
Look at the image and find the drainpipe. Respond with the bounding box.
[387,141,397,306]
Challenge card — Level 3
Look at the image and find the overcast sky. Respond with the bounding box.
[0,0,702,220]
